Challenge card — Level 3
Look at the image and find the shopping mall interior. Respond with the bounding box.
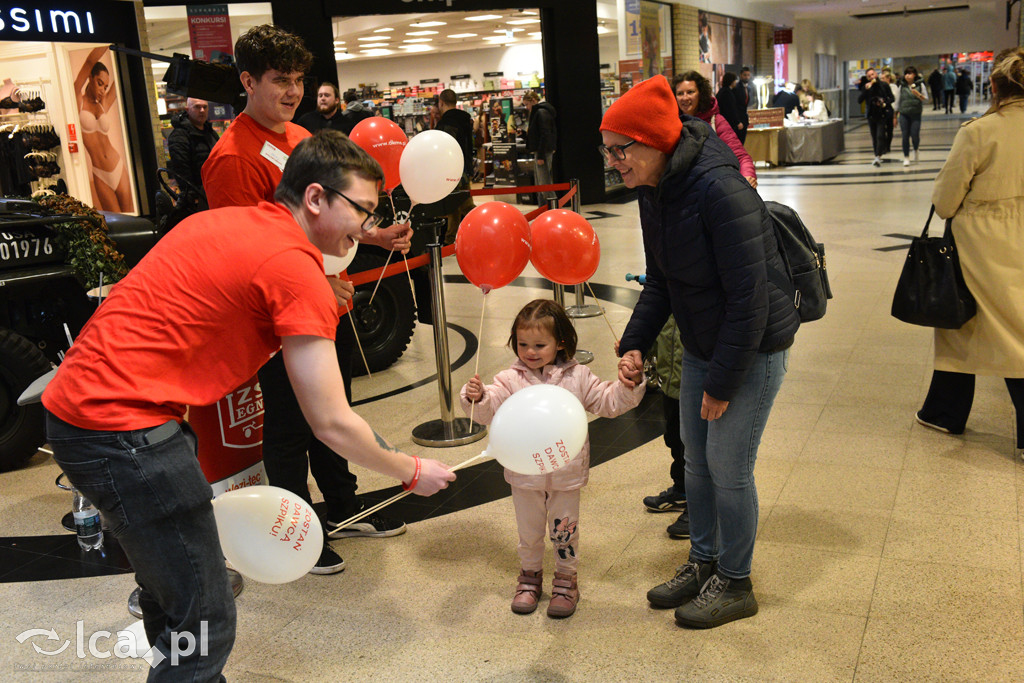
[1,0,1022,680]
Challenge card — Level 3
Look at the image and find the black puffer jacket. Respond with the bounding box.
[167,111,218,190]
[619,118,799,401]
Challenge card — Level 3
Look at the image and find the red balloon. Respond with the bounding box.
[455,202,532,293]
[529,210,600,285]
[348,117,407,192]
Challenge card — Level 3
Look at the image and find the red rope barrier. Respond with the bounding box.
[469,182,571,197]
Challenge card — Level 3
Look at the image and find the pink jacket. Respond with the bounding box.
[697,97,757,179]
[459,359,645,491]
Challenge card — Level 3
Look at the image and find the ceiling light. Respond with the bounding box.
[507,18,540,25]
[483,35,515,42]
[406,30,438,36]
[373,27,394,33]
[528,32,542,37]
[403,38,432,43]
[399,44,433,52]
[360,48,393,56]
[597,25,613,34]
[358,35,389,41]
[466,14,503,21]
[410,21,446,27]
[448,33,477,38]
[360,42,389,48]
[335,53,355,61]
[333,40,345,45]
[494,28,524,33]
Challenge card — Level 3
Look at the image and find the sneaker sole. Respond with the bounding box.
[914,414,953,434]
[647,590,692,609]
[511,602,539,615]
[667,529,690,540]
[326,522,408,539]
[675,601,758,629]
[309,559,346,575]
[643,502,687,513]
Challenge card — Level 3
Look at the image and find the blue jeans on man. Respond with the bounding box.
[46,412,235,682]
[678,348,788,579]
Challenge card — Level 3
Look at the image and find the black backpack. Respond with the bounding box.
[763,201,832,322]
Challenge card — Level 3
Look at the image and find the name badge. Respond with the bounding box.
[259,141,289,171]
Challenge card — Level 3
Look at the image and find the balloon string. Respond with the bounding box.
[585,281,619,342]
[328,451,489,532]
[469,292,486,428]
[348,309,372,378]
[367,249,394,307]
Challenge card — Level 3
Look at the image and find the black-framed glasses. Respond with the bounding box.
[598,140,637,163]
[321,184,387,231]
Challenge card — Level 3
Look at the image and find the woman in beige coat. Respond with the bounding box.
[915,47,1024,459]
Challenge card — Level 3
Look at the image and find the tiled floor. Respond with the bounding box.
[3,106,1023,681]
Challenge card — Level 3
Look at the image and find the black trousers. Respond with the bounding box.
[919,370,1024,448]
[259,317,360,522]
[662,394,686,493]
[868,117,887,157]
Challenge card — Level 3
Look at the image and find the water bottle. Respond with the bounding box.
[72,487,103,551]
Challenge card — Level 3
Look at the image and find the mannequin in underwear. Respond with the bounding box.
[74,46,132,212]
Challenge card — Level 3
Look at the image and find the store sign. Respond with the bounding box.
[389,80,408,86]
[483,71,503,77]
[450,73,470,80]
[0,6,93,36]
[773,28,793,45]
[0,1,134,42]
[420,78,439,84]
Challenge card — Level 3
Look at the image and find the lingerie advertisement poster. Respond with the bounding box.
[67,45,135,214]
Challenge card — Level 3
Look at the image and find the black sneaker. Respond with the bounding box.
[309,545,346,575]
[667,510,690,539]
[674,573,758,628]
[642,487,687,513]
[327,505,407,539]
[914,411,959,434]
[646,559,715,608]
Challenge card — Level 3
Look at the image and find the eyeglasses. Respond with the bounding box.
[321,184,387,231]
[598,140,637,163]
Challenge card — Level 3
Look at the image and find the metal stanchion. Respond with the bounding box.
[565,178,602,320]
[412,216,487,447]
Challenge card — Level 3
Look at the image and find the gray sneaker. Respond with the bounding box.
[674,574,758,628]
[642,487,687,513]
[646,559,715,608]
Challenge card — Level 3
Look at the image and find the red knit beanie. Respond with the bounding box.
[600,75,681,155]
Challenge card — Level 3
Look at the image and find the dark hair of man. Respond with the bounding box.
[722,72,738,89]
[673,71,713,114]
[320,81,340,99]
[740,67,751,75]
[508,299,577,363]
[90,61,108,78]
[439,89,458,107]
[275,130,383,208]
[344,90,359,104]
[234,24,313,81]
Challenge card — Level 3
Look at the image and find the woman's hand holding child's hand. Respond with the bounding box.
[617,350,644,388]
[465,374,484,402]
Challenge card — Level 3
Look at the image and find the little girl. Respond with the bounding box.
[460,299,645,618]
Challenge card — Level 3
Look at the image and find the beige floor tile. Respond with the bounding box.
[883,510,1020,570]
[814,404,914,438]
[894,469,1017,519]
[837,362,931,388]
[798,431,907,470]
[776,462,899,510]
[759,504,891,557]
[775,378,838,406]
[753,541,880,617]
[903,436,1018,479]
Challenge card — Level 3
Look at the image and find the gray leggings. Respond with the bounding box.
[899,113,922,156]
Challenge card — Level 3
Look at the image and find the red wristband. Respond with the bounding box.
[402,456,421,491]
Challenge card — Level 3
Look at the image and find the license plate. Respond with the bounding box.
[0,230,62,267]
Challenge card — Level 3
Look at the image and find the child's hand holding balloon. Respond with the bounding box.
[465,374,485,402]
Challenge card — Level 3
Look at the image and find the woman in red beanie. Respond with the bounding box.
[673,71,757,188]
[604,75,799,629]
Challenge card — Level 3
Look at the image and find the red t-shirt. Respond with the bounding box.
[42,202,339,432]
[202,113,311,209]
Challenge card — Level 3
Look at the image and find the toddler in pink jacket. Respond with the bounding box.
[460,299,645,618]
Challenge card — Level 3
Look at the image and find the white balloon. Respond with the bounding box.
[212,485,323,584]
[399,129,464,205]
[486,384,588,475]
[322,241,357,276]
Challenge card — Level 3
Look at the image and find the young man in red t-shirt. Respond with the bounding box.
[43,131,455,680]
[203,26,413,575]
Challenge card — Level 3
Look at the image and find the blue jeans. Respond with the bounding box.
[679,348,788,579]
[46,412,235,682]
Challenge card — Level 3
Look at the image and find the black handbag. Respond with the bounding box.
[891,206,976,328]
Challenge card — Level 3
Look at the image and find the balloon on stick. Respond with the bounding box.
[529,209,601,285]
[399,130,464,205]
[455,201,531,293]
[349,117,407,193]
[486,384,588,475]
[212,486,324,584]
[322,242,358,276]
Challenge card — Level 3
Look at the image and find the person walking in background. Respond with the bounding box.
[880,69,898,156]
[460,300,645,619]
[896,66,928,166]
[914,47,1024,462]
[339,90,373,135]
[436,88,475,242]
[715,72,748,143]
[296,82,346,134]
[955,68,974,113]
[858,68,894,166]
[740,67,759,109]
[673,71,757,187]
[167,97,219,212]
[602,75,798,629]
[942,65,956,113]
[521,90,557,201]
[928,67,944,110]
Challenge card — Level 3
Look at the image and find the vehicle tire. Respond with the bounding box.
[348,249,417,376]
[0,329,52,471]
